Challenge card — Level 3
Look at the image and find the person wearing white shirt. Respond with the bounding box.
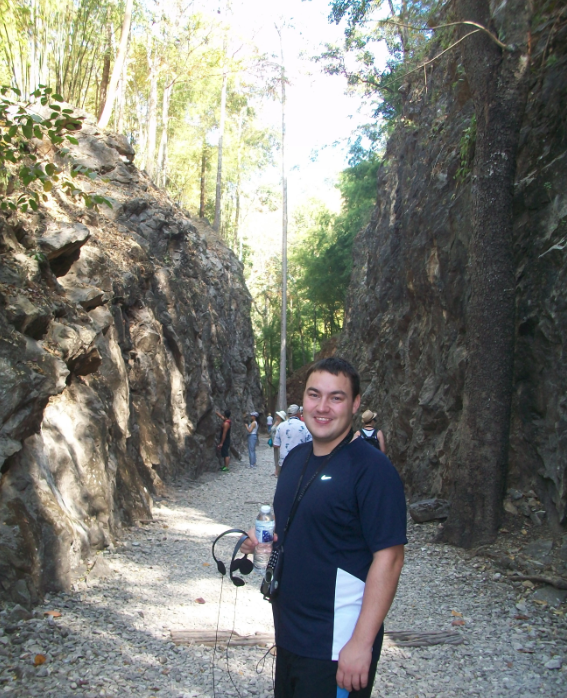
[273,404,312,476]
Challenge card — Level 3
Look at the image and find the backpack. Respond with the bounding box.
[360,428,381,450]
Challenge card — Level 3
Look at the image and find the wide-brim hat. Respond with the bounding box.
[276,410,287,421]
[287,404,300,415]
[361,410,377,423]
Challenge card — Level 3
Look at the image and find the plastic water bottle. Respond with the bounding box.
[254,504,274,573]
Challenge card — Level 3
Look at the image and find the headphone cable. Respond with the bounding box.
[256,643,276,681]
[213,574,224,698]
[225,585,243,698]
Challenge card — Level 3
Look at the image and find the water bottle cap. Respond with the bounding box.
[260,505,271,514]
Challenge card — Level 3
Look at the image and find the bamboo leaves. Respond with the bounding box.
[0,84,111,212]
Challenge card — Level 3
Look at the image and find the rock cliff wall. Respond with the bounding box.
[341,19,567,527]
[0,117,262,605]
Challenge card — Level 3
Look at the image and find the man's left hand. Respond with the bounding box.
[336,638,372,692]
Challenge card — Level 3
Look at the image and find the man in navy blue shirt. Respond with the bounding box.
[244,357,406,698]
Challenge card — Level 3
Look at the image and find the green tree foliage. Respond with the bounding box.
[319,0,441,140]
[0,0,121,111]
[0,1,279,256]
[290,153,380,341]
[0,84,110,212]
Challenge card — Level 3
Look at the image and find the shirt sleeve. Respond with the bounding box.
[273,424,282,447]
[355,450,408,553]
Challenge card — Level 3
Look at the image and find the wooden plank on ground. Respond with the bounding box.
[171,630,275,647]
[384,631,464,647]
[171,629,463,648]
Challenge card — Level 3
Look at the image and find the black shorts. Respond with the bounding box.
[274,646,379,698]
[220,441,230,458]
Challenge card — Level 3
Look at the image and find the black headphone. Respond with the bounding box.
[212,528,254,587]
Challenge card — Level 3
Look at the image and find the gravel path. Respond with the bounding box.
[1,441,565,697]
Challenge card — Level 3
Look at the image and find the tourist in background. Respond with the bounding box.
[215,409,232,472]
[273,403,312,476]
[271,410,286,477]
[246,411,259,468]
[355,410,386,453]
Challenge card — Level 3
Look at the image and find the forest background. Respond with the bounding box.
[0,0,450,411]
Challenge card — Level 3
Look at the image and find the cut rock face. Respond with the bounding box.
[58,278,106,310]
[531,586,567,607]
[524,540,553,565]
[338,30,567,525]
[409,499,450,523]
[0,120,262,605]
[5,294,51,339]
[38,222,90,261]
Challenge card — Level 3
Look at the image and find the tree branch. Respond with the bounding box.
[507,574,567,591]
[379,30,481,90]
[371,19,510,51]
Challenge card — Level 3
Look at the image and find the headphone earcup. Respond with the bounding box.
[212,529,250,583]
[232,576,245,587]
[238,557,254,576]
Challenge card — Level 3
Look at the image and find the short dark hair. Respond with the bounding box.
[224,409,231,418]
[304,357,360,398]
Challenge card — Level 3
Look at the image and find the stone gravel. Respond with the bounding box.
[1,441,565,697]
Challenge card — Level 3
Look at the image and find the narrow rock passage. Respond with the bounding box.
[1,441,565,697]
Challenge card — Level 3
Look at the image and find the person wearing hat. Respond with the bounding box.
[355,410,386,453]
[273,403,312,477]
[245,411,260,468]
[271,410,287,477]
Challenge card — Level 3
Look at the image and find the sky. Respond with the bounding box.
[196,0,390,258]
[230,0,383,212]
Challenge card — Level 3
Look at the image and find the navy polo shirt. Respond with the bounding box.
[271,437,407,661]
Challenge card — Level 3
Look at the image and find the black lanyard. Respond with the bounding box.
[282,429,354,539]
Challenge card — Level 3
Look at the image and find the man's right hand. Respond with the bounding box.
[240,527,278,556]
[240,527,257,555]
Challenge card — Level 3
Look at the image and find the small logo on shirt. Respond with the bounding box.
[321,475,332,481]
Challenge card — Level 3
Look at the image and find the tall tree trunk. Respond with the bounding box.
[387,0,408,57]
[145,53,158,181]
[277,25,288,411]
[136,93,147,171]
[199,139,208,218]
[213,60,228,233]
[400,0,409,58]
[440,0,532,548]
[98,12,112,120]
[298,314,306,367]
[157,81,173,188]
[234,106,245,254]
[98,0,134,129]
[313,305,317,360]
[29,0,38,99]
[117,56,128,132]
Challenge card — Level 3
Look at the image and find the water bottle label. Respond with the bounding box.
[255,521,274,543]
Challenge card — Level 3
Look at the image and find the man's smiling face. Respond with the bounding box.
[303,370,360,455]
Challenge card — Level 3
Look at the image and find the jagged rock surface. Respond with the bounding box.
[0,118,262,605]
[340,19,567,526]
